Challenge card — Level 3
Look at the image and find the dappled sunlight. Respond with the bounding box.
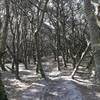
[43,79,83,100]
[48,91,59,96]
[0,0,100,99]
[8,79,29,89]
[2,58,100,100]
[42,62,52,66]
[96,92,100,98]
[21,74,37,79]
[20,70,32,73]
[5,63,12,67]
[73,77,92,85]
[20,70,33,76]
[22,79,84,100]
[1,55,99,100]
[29,88,40,93]
[19,64,28,71]
[32,83,46,87]
[48,70,61,76]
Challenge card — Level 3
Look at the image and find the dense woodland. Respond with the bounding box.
[0,0,100,100]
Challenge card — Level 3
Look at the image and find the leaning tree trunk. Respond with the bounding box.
[84,0,100,81]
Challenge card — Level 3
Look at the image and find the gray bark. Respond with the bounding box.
[84,0,100,81]
[0,0,9,99]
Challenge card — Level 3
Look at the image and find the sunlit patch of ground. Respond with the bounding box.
[2,63,39,100]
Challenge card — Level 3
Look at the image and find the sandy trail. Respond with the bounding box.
[2,57,100,100]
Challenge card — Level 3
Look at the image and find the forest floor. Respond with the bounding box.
[1,56,100,100]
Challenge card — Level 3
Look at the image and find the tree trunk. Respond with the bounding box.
[35,32,46,78]
[71,42,91,78]
[0,73,8,100]
[0,0,9,99]
[84,0,100,81]
[15,18,20,79]
[34,0,49,78]
[56,0,61,71]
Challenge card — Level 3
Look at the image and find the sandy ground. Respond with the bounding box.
[1,57,100,100]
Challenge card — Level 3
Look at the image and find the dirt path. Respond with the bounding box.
[2,57,100,100]
[20,59,86,100]
[74,81,100,100]
[22,78,84,100]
